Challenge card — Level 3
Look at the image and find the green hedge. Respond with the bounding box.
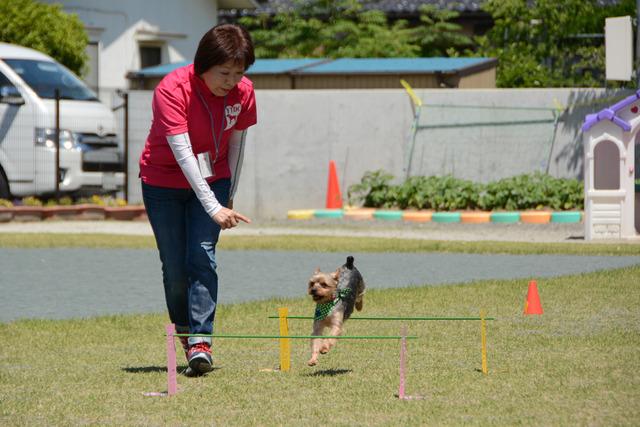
[347,170,584,211]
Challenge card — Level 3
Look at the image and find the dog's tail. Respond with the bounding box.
[346,256,354,269]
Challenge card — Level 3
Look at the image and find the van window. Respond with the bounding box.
[0,71,15,89]
[2,59,98,101]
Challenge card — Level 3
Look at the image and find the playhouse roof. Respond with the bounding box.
[582,89,640,132]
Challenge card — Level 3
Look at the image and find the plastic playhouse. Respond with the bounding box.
[582,90,640,240]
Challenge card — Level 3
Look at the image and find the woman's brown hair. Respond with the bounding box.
[194,24,255,75]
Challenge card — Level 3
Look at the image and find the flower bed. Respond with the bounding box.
[0,196,146,222]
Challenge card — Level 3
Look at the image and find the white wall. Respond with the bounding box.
[125,88,629,220]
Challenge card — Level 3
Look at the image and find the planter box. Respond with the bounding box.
[490,212,520,223]
[314,209,344,219]
[432,212,461,223]
[11,206,44,222]
[75,204,106,220]
[520,211,551,224]
[550,211,582,223]
[402,210,433,223]
[460,211,491,223]
[104,206,146,221]
[0,207,13,222]
[373,210,403,221]
[287,209,315,220]
[43,205,81,220]
[343,208,375,221]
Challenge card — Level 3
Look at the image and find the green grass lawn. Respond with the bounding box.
[0,232,639,256]
[1,233,639,425]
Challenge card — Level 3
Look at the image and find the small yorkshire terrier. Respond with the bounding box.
[307,256,365,366]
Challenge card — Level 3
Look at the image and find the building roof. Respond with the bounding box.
[130,57,496,79]
[295,57,495,74]
[582,89,640,132]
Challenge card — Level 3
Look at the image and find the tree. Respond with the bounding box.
[238,0,469,59]
[0,0,88,75]
[474,0,636,87]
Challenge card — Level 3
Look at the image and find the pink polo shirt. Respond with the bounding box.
[139,63,257,188]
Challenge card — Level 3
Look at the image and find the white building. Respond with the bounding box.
[41,0,256,100]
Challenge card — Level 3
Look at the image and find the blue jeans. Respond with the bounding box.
[142,179,230,345]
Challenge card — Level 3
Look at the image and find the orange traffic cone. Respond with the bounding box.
[524,280,543,315]
[325,160,343,209]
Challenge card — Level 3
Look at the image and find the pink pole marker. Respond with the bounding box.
[398,325,407,399]
[166,323,178,396]
[397,325,424,400]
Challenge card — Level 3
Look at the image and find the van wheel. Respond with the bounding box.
[0,172,10,199]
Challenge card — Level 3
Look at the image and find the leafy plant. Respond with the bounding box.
[347,169,395,208]
[0,0,88,75]
[349,170,584,211]
[21,196,42,207]
[44,196,73,207]
[473,0,636,88]
[239,0,467,59]
[0,198,13,208]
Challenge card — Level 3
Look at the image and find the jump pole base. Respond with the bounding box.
[397,325,424,400]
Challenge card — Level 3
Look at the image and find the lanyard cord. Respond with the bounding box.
[195,88,226,170]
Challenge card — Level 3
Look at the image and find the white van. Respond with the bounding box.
[0,42,123,199]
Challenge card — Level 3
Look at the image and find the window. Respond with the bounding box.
[84,41,99,94]
[593,140,620,190]
[0,71,19,103]
[3,59,97,101]
[140,46,162,69]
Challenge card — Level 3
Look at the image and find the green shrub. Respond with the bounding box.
[348,170,584,211]
[21,196,42,206]
[347,170,396,208]
[0,198,13,208]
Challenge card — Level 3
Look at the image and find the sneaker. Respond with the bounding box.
[187,342,213,374]
[178,336,189,359]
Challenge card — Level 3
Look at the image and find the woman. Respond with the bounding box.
[139,24,256,375]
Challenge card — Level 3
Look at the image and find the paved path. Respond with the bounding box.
[0,218,591,242]
[1,247,638,322]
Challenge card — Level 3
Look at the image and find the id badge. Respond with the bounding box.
[197,151,214,178]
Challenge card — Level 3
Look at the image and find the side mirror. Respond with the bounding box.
[0,85,25,105]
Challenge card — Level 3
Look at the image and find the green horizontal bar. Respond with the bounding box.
[418,118,556,130]
[172,334,417,339]
[268,316,495,321]
[422,103,557,111]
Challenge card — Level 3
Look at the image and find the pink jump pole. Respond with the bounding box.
[397,325,423,400]
[166,323,178,396]
[398,325,407,399]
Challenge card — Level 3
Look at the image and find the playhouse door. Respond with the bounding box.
[635,134,639,234]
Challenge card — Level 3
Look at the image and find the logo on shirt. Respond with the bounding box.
[225,103,241,130]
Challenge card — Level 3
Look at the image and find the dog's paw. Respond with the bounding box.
[307,358,318,366]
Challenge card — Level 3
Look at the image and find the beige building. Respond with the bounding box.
[128,57,497,90]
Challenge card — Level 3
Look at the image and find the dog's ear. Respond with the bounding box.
[314,267,320,274]
[331,268,340,281]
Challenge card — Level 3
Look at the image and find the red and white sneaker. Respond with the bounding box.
[178,337,189,358]
[187,342,213,374]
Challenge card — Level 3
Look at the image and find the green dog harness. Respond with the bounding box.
[314,288,351,321]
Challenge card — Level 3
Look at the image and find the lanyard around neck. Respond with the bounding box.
[195,88,226,164]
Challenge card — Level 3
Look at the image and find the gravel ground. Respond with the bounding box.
[0,218,591,243]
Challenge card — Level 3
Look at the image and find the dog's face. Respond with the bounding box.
[308,268,339,304]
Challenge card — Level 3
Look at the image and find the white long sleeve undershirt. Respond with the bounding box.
[166,130,247,217]
[227,129,247,199]
[166,132,222,217]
